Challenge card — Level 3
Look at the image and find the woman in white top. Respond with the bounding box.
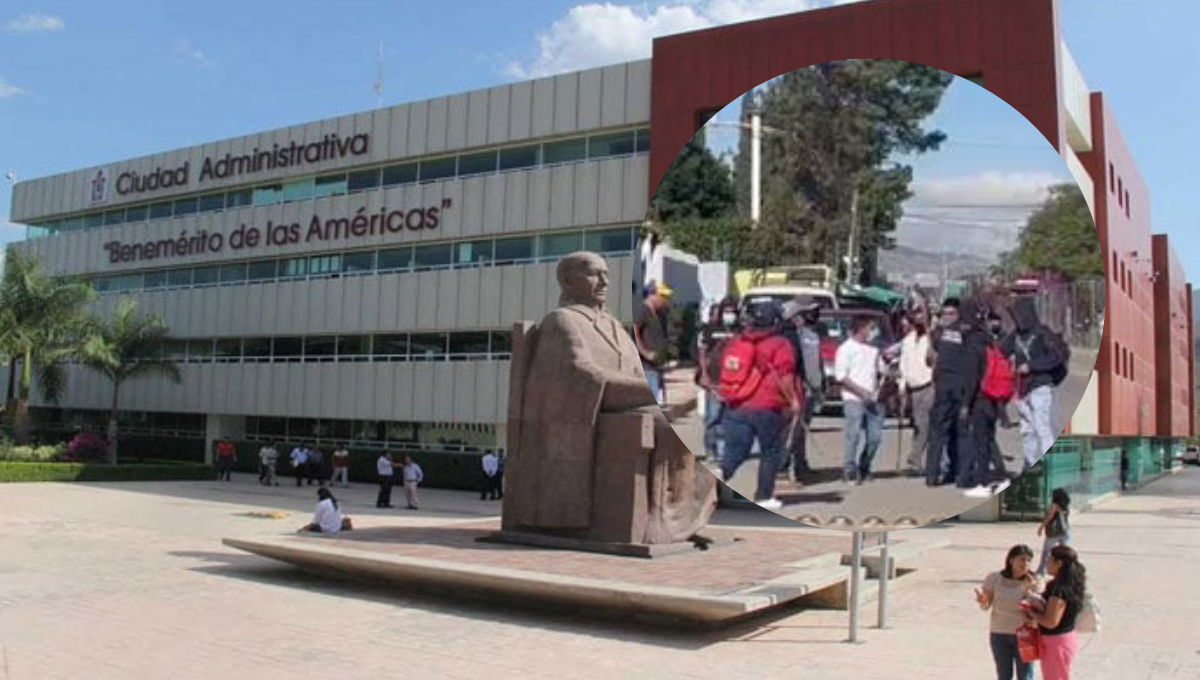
[975,544,1040,680]
[299,487,350,534]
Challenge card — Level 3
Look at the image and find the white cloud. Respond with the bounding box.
[896,172,1069,259]
[0,77,24,98]
[505,0,824,79]
[173,39,207,64]
[4,13,64,32]
[908,172,1063,208]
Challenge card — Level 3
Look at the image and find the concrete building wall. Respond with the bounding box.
[1152,235,1192,438]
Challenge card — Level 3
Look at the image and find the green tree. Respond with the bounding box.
[1011,183,1102,280]
[0,248,95,441]
[75,298,182,464]
[735,60,952,282]
[649,136,736,222]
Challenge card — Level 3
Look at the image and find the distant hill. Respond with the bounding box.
[877,244,994,281]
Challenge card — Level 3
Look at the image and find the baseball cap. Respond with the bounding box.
[654,283,674,298]
[781,299,821,320]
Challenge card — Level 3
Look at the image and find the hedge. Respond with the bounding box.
[0,461,216,483]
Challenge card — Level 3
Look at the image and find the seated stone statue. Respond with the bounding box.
[500,251,716,547]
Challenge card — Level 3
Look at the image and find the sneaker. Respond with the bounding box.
[992,480,1011,494]
[963,486,993,498]
[757,498,784,510]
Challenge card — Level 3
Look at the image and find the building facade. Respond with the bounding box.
[10,62,653,457]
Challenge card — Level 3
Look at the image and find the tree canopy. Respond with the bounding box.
[1009,183,1102,280]
[648,136,736,223]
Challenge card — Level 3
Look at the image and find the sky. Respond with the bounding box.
[1,0,1197,277]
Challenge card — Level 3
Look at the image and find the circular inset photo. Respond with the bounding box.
[633,59,1102,531]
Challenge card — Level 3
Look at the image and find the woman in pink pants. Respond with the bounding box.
[1024,545,1086,680]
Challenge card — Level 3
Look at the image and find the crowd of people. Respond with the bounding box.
[975,488,1089,680]
[692,289,1071,507]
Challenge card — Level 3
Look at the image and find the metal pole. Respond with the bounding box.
[751,108,762,227]
[847,187,858,284]
[848,531,863,643]
[877,531,891,628]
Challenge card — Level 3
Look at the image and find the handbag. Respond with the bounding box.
[1075,592,1101,633]
[1016,623,1042,663]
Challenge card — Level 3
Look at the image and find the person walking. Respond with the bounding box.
[330,444,350,488]
[925,298,987,487]
[480,449,501,500]
[964,310,1017,498]
[1025,545,1087,680]
[898,304,935,476]
[307,444,324,486]
[375,451,396,508]
[1004,297,1069,473]
[780,299,824,480]
[717,297,799,510]
[289,443,309,487]
[258,441,280,486]
[835,315,887,485]
[1036,487,1072,575]
[402,455,424,510]
[696,298,740,464]
[975,544,1040,680]
[635,282,673,405]
[215,436,236,482]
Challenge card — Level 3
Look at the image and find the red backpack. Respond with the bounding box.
[981,345,1016,400]
[719,333,787,407]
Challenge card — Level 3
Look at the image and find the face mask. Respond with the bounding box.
[722,313,737,326]
[867,327,880,343]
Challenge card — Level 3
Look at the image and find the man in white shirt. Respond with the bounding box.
[289,445,309,487]
[834,315,886,484]
[259,442,280,486]
[375,452,395,508]
[401,455,424,510]
[480,450,500,501]
[898,305,936,475]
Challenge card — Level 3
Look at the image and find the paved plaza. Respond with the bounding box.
[1,464,1198,679]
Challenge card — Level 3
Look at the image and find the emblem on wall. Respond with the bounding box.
[89,168,109,205]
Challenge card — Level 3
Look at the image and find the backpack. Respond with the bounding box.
[1045,329,1070,386]
[1075,592,1101,633]
[718,333,790,408]
[981,345,1016,400]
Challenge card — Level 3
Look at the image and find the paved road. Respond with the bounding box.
[668,352,1094,529]
[0,466,1196,679]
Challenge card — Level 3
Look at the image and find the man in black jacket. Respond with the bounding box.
[924,298,987,487]
[1003,296,1067,473]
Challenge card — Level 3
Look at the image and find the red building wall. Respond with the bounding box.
[1152,235,1191,438]
[1077,93,1155,436]
[1189,284,1196,438]
[649,0,1065,192]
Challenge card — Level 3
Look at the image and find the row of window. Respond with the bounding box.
[1111,251,1138,301]
[110,330,515,364]
[26,127,651,239]
[33,408,207,437]
[92,226,638,294]
[243,417,496,450]
[1108,162,1131,219]
[1114,341,1136,382]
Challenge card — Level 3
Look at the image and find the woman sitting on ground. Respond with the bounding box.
[299,487,352,534]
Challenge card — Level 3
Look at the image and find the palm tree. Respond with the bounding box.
[0,249,96,441]
[75,298,182,464]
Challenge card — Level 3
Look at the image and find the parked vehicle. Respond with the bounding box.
[740,285,839,313]
[1181,445,1200,465]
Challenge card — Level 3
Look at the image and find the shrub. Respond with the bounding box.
[0,443,67,462]
[67,432,108,462]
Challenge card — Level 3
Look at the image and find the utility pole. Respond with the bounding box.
[750,93,763,227]
[846,186,859,285]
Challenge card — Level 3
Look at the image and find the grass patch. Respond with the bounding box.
[0,461,215,483]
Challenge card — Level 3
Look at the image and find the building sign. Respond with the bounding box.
[112,133,370,198]
[89,169,109,205]
[101,199,450,264]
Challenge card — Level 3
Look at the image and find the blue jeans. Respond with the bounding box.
[642,361,664,405]
[703,390,725,462]
[721,408,786,501]
[844,400,884,479]
[990,632,1035,680]
[1037,532,1070,575]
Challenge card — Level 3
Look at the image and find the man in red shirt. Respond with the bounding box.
[215,436,235,482]
[717,298,800,510]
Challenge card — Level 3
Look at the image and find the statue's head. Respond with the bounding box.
[557,251,609,309]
